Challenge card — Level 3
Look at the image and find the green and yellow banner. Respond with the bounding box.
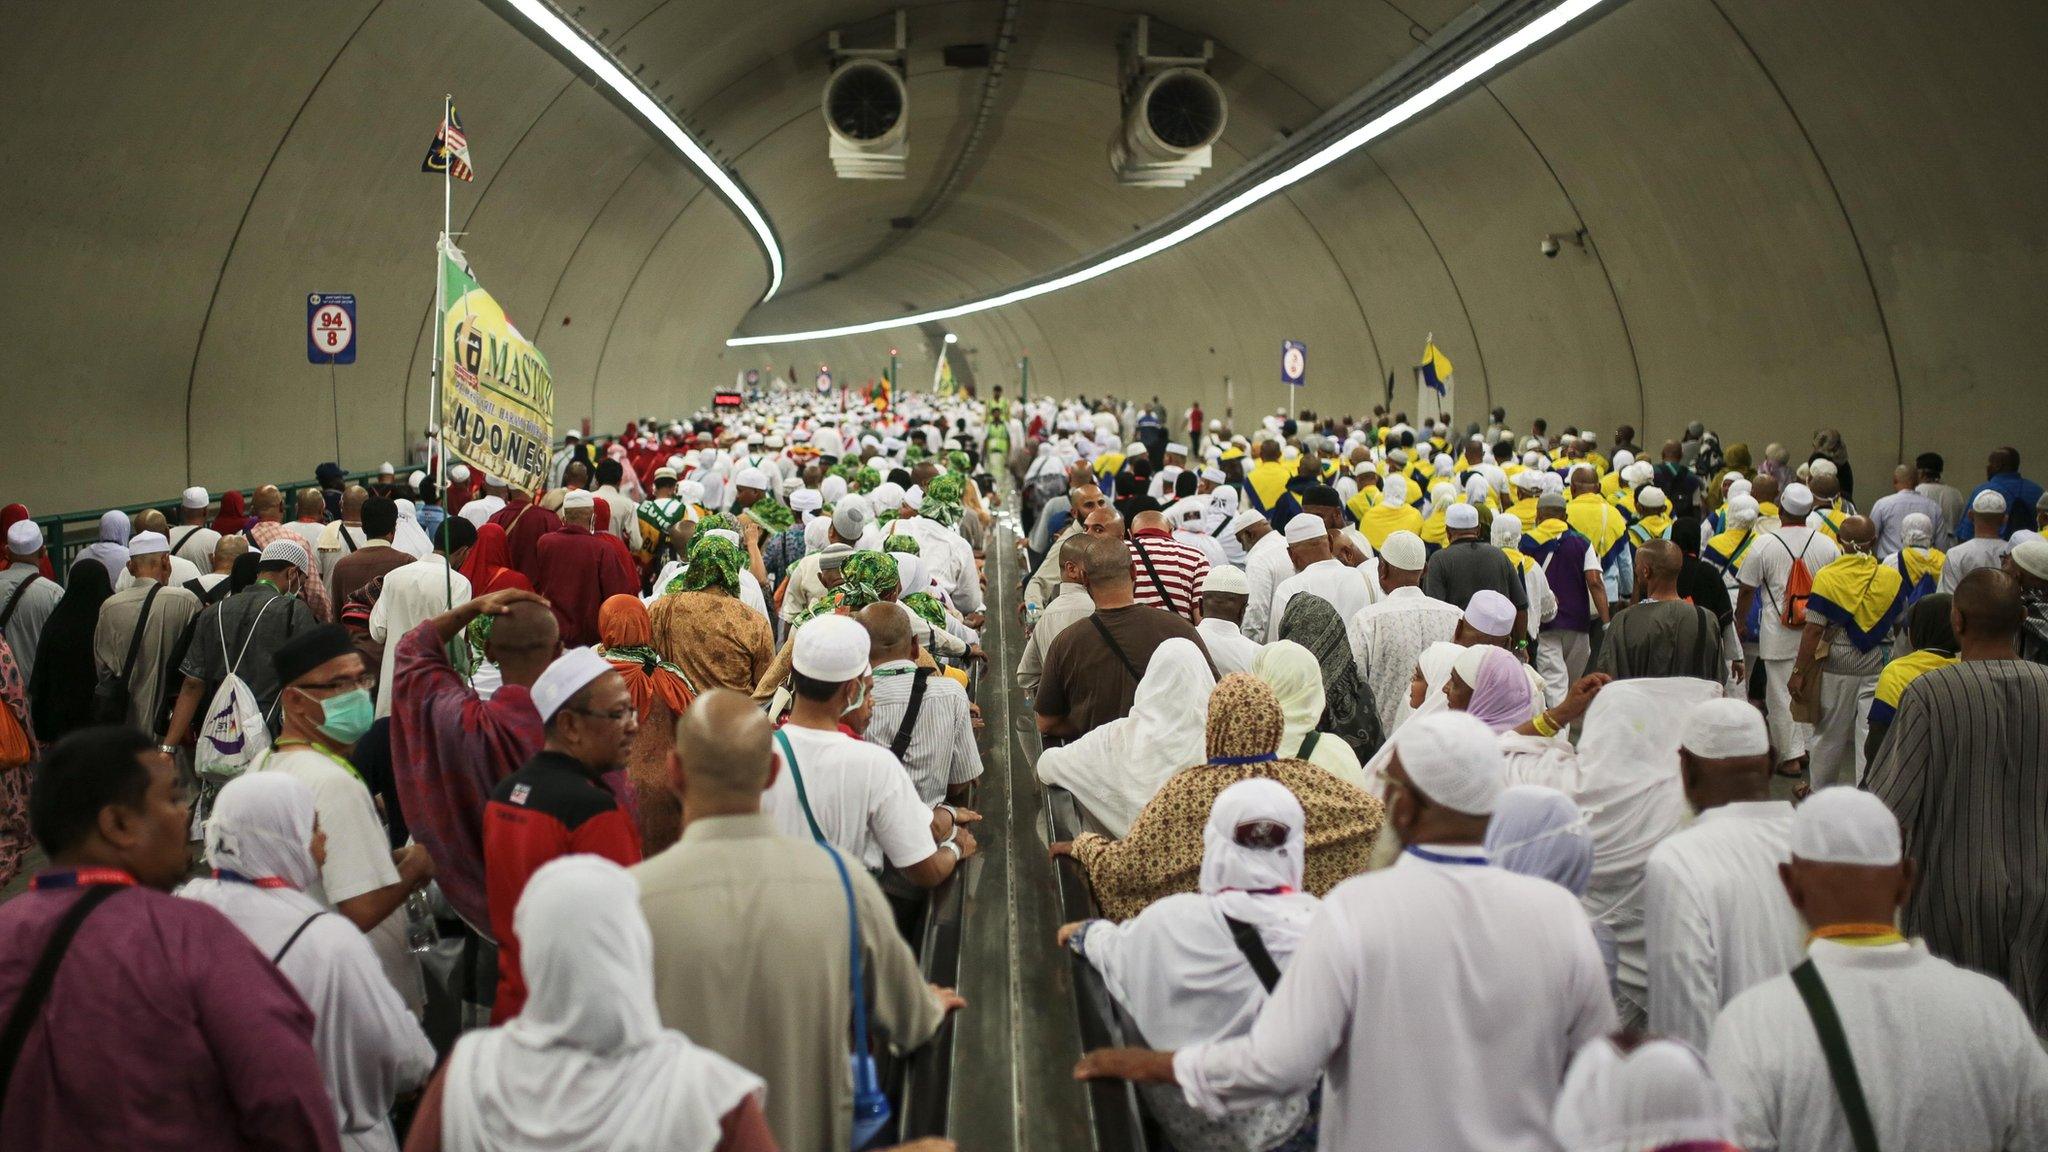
[438,237,553,493]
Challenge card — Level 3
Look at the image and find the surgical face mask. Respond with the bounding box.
[841,676,870,716]
[301,687,374,745]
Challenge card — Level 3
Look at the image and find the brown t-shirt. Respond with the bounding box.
[1036,603,1212,738]
[327,542,413,619]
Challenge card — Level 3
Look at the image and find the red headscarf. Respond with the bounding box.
[211,490,248,535]
[0,505,52,578]
[459,522,532,596]
[597,594,693,720]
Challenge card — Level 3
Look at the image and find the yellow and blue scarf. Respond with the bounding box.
[1567,494,1629,562]
[1892,547,1944,606]
[1870,647,1957,725]
[1806,552,1908,652]
[1702,527,1753,575]
[1355,501,1424,550]
[1629,513,1673,546]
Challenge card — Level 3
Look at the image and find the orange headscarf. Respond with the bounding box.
[596,594,693,719]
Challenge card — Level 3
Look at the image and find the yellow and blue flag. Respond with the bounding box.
[1418,339,1453,396]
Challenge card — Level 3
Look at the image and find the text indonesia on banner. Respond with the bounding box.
[438,237,553,492]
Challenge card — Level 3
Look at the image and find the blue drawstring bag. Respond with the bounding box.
[822,841,893,1149]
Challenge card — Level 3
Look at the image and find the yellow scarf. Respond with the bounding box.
[1355,502,1424,550]
[1248,460,1293,509]
[1631,513,1673,543]
[1523,518,1573,548]
[1813,505,1847,541]
[1420,507,1449,547]
[1345,488,1384,527]
[1502,546,1535,574]
[1506,496,1539,526]
[1871,648,1957,724]
[1704,527,1753,572]
[1567,493,1628,559]
[1093,452,1125,477]
[1807,552,1907,650]
[1894,546,1944,594]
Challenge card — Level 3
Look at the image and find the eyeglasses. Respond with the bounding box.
[565,705,635,724]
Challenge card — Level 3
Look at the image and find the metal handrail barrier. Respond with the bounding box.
[898,850,967,1140]
[29,468,385,583]
[1045,785,1161,1152]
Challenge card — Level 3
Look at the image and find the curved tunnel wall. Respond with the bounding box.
[2,0,2041,514]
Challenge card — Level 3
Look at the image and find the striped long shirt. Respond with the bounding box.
[1864,659,2048,1036]
[1126,530,1210,623]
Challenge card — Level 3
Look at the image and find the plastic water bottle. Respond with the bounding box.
[1023,601,1041,628]
[405,889,440,954]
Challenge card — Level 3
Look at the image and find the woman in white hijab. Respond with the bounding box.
[390,499,435,560]
[1253,640,1367,790]
[413,855,768,1152]
[180,774,433,1152]
[1035,637,1214,836]
[1064,779,1320,1152]
[1552,1035,1736,1152]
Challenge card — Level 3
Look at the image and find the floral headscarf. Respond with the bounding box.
[676,536,743,595]
[946,450,972,475]
[883,533,921,555]
[746,496,794,534]
[687,513,738,560]
[922,472,968,527]
[840,550,898,603]
[903,592,947,630]
[853,466,881,494]
[1205,673,1288,762]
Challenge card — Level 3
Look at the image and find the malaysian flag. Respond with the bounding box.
[421,98,475,182]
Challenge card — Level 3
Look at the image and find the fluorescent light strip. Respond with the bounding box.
[729,0,1605,346]
[504,0,785,301]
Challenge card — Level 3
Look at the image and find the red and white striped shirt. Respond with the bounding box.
[1126,529,1210,622]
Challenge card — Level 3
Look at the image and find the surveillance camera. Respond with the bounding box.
[1541,237,1560,258]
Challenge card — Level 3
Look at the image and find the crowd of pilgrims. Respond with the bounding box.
[0,385,2042,1151]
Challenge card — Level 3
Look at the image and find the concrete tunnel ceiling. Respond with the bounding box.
[3,0,2044,514]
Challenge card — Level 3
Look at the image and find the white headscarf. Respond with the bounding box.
[391,498,435,559]
[1552,1036,1735,1152]
[1025,442,1060,481]
[1357,641,1465,795]
[80,508,133,581]
[442,856,763,1152]
[699,472,727,513]
[819,475,848,506]
[201,771,323,893]
[1082,780,1318,1050]
[1485,785,1593,896]
[1252,641,1367,790]
[1034,637,1214,836]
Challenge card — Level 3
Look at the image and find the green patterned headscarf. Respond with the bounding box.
[903,591,947,630]
[922,472,968,527]
[946,450,972,475]
[686,513,738,560]
[853,466,881,494]
[673,536,743,595]
[839,549,898,605]
[882,533,920,556]
[793,590,849,627]
[746,496,794,534]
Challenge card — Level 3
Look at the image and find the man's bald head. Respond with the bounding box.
[251,485,284,518]
[134,509,167,536]
[342,485,369,519]
[672,688,777,805]
[1662,440,1682,462]
[1259,440,1281,462]
[1953,568,2024,642]
[1636,538,1683,587]
[1892,464,1917,491]
[1810,472,1841,501]
[296,488,325,518]
[1083,507,1123,539]
[1569,467,1598,497]
[858,602,914,664]
[1836,515,1877,554]
[1075,531,1134,586]
[1067,461,1095,490]
[484,598,560,685]
[1131,510,1171,535]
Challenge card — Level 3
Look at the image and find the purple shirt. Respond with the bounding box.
[0,878,339,1151]
[1538,531,1597,633]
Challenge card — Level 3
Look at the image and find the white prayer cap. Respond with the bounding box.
[1780,483,1816,516]
[1726,476,1751,498]
[378,462,395,475]
[733,467,769,490]
[181,486,210,510]
[832,494,873,540]
[1168,497,1207,529]
[5,521,41,555]
[1808,457,1838,478]
[563,429,583,440]
[1625,460,1656,487]
[1226,509,1267,539]
[1352,460,1379,478]
[764,434,784,448]
[482,473,504,488]
[1537,491,1570,513]
[1512,470,1546,492]
[1380,530,1427,573]
[258,539,310,572]
[1382,474,1410,504]
[1166,443,1189,456]
[901,485,926,512]
[128,531,170,557]
[1636,486,1668,510]
[1281,445,1301,462]
[1431,454,1454,476]
[450,464,472,483]
[1491,513,1523,549]
[1283,514,1326,545]
[1611,449,1635,470]
[1791,786,1901,866]
[1200,565,1251,596]
[1723,495,1760,530]
[531,647,616,723]
[870,482,905,511]
[1200,467,1226,484]
[814,428,844,456]
[2010,538,2048,581]
[1444,503,1480,531]
[793,614,870,682]
[1462,590,1515,638]
[677,479,706,505]
[790,488,823,514]
[1680,698,1768,759]
[667,455,687,472]
[1972,488,2008,515]
[407,471,427,490]
[560,489,595,511]
[1392,711,1505,816]
[1522,450,1547,470]
[1553,1036,1735,1152]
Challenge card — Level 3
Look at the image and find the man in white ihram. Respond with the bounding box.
[1074,710,1617,1151]
[1706,787,2048,1151]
